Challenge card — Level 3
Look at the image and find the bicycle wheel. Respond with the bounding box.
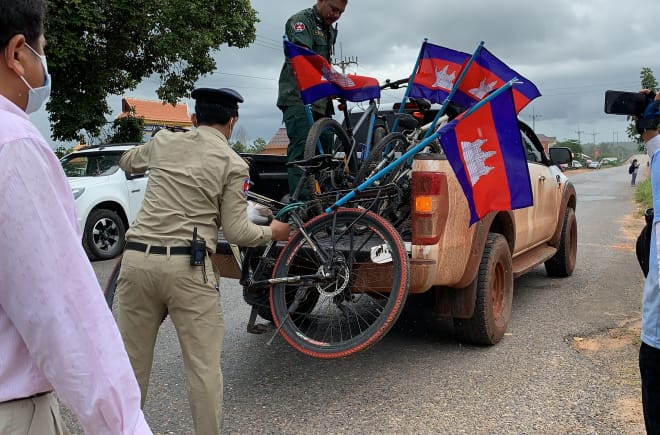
[355,132,410,185]
[270,208,409,359]
[303,118,357,196]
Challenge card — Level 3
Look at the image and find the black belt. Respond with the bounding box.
[125,241,190,255]
[1,390,52,405]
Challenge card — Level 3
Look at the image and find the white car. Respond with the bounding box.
[587,160,601,169]
[61,143,148,260]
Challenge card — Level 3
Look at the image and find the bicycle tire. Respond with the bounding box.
[355,132,410,185]
[303,118,357,197]
[270,208,409,359]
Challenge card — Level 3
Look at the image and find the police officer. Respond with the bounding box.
[115,87,291,434]
[277,0,348,196]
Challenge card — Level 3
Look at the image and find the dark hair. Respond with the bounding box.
[194,102,237,126]
[0,0,46,50]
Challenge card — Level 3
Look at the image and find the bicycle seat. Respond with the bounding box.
[287,154,344,171]
[409,97,432,111]
[392,112,420,130]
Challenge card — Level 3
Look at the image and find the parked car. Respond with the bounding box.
[60,143,147,260]
[587,160,601,169]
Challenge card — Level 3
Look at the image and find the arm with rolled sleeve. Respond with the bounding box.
[0,139,151,434]
[220,164,273,247]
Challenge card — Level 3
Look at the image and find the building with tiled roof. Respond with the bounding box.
[259,127,289,155]
[536,134,557,155]
[117,97,192,141]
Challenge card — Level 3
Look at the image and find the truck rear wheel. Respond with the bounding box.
[453,233,513,345]
[544,207,577,277]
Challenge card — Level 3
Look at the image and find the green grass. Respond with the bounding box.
[634,178,653,212]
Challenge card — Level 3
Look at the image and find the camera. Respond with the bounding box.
[604,90,653,116]
[604,90,660,134]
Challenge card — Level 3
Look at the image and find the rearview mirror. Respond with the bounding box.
[549,147,572,165]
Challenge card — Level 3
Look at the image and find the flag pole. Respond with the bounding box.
[391,38,427,133]
[423,40,485,138]
[326,77,515,212]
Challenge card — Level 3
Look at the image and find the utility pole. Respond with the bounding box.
[575,125,584,145]
[590,130,597,145]
[333,56,358,74]
[528,107,542,131]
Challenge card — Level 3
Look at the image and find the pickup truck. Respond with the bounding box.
[212,119,576,346]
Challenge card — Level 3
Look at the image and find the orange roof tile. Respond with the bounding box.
[118,97,192,126]
[258,128,289,155]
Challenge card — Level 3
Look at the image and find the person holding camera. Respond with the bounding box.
[637,89,660,434]
[114,87,291,434]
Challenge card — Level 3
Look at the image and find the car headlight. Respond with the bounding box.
[72,187,85,200]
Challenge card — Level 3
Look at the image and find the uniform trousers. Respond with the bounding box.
[640,341,660,435]
[0,392,70,435]
[281,105,329,198]
[116,249,223,435]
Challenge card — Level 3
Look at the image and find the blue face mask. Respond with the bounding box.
[19,43,51,114]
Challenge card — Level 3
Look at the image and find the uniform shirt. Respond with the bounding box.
[0,94,151,434]
[643,138,660,349]
[119,125,272,250]
[277,4,337,115]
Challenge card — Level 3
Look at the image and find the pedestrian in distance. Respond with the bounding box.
[637,89,660,435]
[115,87,291,435]
[630,158,640,186]
[0,1,152,433]
[277,0,348,197]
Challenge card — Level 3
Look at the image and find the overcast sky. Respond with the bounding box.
[34,0,660,148]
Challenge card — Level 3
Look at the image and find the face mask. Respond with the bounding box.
[19,43,51,114]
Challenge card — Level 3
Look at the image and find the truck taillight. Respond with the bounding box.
[411,171,448,245]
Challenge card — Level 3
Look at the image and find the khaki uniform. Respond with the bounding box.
[0,392,69,435]
[277,5,338,195]
[116,126,272,434]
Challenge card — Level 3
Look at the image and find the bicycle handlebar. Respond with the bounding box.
[379,77,410,90]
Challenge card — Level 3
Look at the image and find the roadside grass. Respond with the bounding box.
[634,177,652,211]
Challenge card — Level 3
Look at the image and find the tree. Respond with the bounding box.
[107,110,145,143]
[626,67,659,144]
[45,0,258,141]
[555,139,582,158]
[251,137,268,154]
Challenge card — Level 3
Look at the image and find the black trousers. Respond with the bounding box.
[640,341,660,434]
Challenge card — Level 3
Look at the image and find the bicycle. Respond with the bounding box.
[105,154,410,359]
[302,77,410,197]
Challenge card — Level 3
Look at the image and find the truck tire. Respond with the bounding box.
[83,209,126,260]
[544,207,577,277]
[453,233,513,345]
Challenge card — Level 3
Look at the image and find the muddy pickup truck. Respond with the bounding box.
[212,120,576,346]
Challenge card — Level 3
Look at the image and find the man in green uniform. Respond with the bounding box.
[115,87,291,435]
[277,0,348,196]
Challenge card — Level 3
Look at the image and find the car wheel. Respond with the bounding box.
[453,233,513,345]
[544,208,577,277]
[83,209,126,260]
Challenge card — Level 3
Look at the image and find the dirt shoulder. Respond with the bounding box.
[569,210,645,433]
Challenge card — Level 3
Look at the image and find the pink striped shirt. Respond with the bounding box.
[0,95,151,434]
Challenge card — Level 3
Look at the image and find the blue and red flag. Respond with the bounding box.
[457,47,541,113]
[284,41,380,105]
[438,86,533,225]
[407,42,471,106]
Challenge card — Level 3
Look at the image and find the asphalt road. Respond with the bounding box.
[69,160,649,434]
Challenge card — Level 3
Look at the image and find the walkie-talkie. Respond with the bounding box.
[190,226,206,266]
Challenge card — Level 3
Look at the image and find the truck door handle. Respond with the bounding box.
[131,189,141,193]
[538,175,546,181]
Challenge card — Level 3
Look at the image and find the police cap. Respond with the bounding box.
[191,87,244,110]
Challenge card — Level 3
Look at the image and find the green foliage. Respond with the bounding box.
[555,139,582,157]
[231,140,247,153]
[251,137,267,153]
[626,67,659,142]
[54,145,74,159]
[108,111,145,143]
[231,137,268,154]
[45,0,259,141]
[634,177,653,211]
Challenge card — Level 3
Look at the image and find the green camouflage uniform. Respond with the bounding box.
[277,5,337,196]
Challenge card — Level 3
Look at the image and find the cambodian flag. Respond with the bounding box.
[438,86,533,225]
[284,41,380,105]
[457,47,541,113]
[408,42,471,106]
